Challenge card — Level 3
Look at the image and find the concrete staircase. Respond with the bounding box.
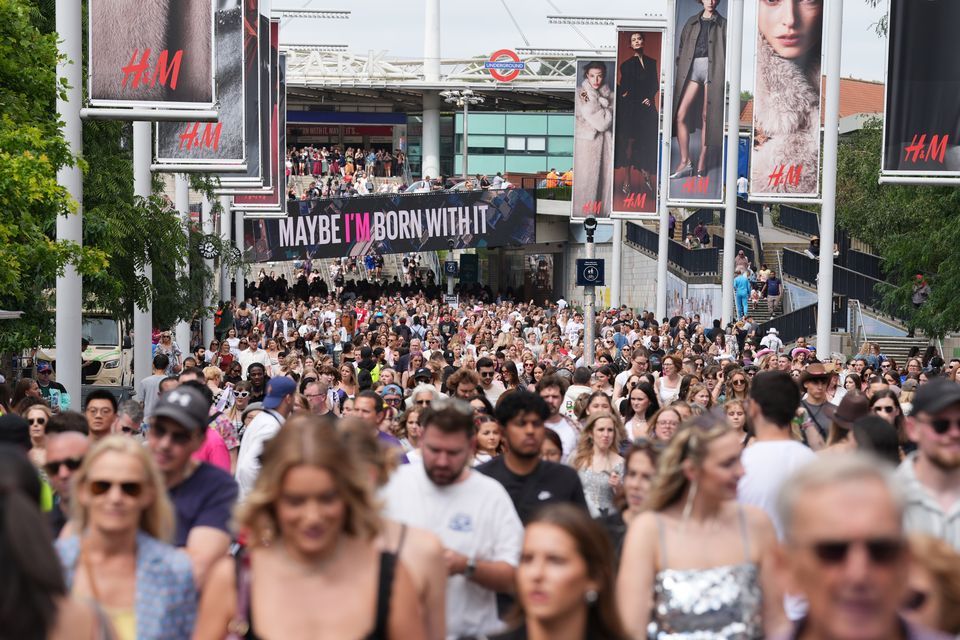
[860,335,934,366]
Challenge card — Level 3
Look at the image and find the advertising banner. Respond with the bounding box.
[154,0,245,169]
[88,0,215,109]
[220,7,272,188]
[666,0,727,206]
[571,59,616,220]
[611,28,663,218]
[749,0,823,200]
[882,0,960,177]
[234,36,285,210]
[244,189,536,261]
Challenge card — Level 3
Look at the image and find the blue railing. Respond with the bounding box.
[626,222,720,276]
[738,198,764,225]
[779,205,820,237]
[736,207,763,256]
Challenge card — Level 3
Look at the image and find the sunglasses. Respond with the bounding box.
[902,589,928,611]
[88,480,144,498]
[415,399,432,406]
[28,417,47,425]
[805,537,904,566]
[152,423,193,445]
[480,372,495,378]
[731,379,746,386]
[44,457,83,476]
[873,405,896,414]
[925,417,960,435]
[236,391,250,398]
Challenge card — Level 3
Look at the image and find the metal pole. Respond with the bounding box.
[611,219,623,307]
[174,175,191,352]
[721,0,744,325]
[132,122,153,388]
[584,234,596,365]
[55,0,82,400]
[421,0,441,180]
[462,100,469,180]
[816,0,843,353]
[220,195,232,302]
[655,0,677,320]
[234,208,245,302]
[202,197,216,347]
[424,0,440,81]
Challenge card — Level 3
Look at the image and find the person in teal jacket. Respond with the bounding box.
[734,269,751,319]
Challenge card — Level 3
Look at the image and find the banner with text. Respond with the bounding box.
[244,189,536,261]
[749,0,823,200]
[611,28,663,218]
[155,0,245,168]
[882,0,960,177]
[572,59,616,219]
[88,0,216,109]
[666,0,727,206]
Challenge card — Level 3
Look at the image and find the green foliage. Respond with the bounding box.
[836,118,960,338]
[0,0,107,353]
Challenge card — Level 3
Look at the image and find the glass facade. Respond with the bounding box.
[406,111,574,179]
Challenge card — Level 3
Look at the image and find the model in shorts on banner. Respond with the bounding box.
[668,0,726,203]
[612,30,662,216]
[750,0,823,198]
[88,0,214,107]
[882,0,960,176]
[572,60,616,219]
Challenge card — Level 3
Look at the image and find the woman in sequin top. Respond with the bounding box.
[616,412,786,638]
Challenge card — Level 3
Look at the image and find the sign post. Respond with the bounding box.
[582,217,599,366]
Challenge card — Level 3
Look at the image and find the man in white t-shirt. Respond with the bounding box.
[759,328,784,354]
[537,375,580,463]
[738,370,816,620]
[477,357,506,406]
[235,377,296,499]
[381,404,523,639]
[237,335,271,380]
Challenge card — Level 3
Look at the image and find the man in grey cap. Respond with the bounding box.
[147,384,238,585]
[898,377,960,550]
[235,376,297,500]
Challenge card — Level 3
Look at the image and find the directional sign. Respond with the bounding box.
[444,260,459,276]
[484,49,524,82]
[576,259,605,287]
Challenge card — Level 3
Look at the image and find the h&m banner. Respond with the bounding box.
[572,59,616,219]
[882,0,960,177]
[749,0,823,200]
[244,189,536,261]
[666,0,727,206]
[611,27,663,218]
[88,0,216,109]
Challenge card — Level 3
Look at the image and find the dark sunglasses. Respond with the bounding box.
[873,405,896,414]
[927,417,960,435]
[44,457,83,476]
[808,537,904,565]
[415,399,432,405]
[88,480,144,498]
[731,379,747,386]
[152,423,193,445]
[480,371,495,378]
[902,589,928,611]
[28,417,47,425]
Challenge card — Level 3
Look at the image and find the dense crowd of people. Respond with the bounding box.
[2,269,960,639]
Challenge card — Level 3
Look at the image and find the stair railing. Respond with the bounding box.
[850,299,868,351]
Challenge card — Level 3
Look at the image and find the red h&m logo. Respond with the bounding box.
[622,192,647,209]
[121,49,183,90]
[179,122,222,151]
[767,164,802,188]
[582,201,602,215]
[682,176,710,193]
[903,134,948,164]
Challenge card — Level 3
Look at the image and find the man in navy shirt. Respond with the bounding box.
[147,385,238,586]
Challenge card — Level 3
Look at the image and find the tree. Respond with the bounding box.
[836,118,960,338]
[0,0,107,353]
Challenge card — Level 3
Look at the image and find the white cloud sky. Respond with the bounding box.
[279,0,888,91]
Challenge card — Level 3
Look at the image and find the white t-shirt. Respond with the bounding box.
[562,384,592,418]
[482,381,506,405]
[738,439,817,620]
[237,348,271,379]
[546,414,580,463]
[235,410,285,500]
[380,464,524,639]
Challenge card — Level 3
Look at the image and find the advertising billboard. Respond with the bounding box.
[749,0,823,200]
[611,28,663,218]
[572,59,616,219]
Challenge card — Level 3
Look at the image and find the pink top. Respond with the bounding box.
[191,427,231,472]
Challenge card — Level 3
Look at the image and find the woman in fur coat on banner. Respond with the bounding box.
[750,0,823,196]
[574,61,615,218]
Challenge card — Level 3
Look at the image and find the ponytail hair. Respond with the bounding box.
[643,411,734,512]
[0,446,66,640]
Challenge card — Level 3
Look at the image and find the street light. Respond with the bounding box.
[440,89,485,181]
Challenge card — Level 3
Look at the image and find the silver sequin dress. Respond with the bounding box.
[649,508,764,639]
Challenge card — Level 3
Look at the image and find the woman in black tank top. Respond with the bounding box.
[192,415,426,640]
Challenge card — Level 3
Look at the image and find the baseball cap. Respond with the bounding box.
[153,387,211,432]
[262,376,297,410]
[36,361,52,373]
[443,350,455,363]
[911,378,960,416]
[414,367,433,381]
[381,384,404,397]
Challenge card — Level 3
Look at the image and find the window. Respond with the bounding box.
[526,137,546,152]
[506,137,526,151]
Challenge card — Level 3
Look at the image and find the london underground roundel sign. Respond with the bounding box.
[484,49,525,82]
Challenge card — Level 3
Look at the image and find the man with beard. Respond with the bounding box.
[478,391,588,524]
[246,362,269,403]
[380,404,523,639]
[898,378,960,550]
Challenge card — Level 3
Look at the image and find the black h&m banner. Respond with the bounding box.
[244,189,536,262]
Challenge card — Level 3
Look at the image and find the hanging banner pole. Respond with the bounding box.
[721,0,744,325]
[655,0,677,320]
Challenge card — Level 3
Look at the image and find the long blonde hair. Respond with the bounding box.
[572,412,626,470]
[71,435,175,542]
[236,414,381,546]
[644,412,734,512]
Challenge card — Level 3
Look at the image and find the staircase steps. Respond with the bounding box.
[861,336,934,367]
